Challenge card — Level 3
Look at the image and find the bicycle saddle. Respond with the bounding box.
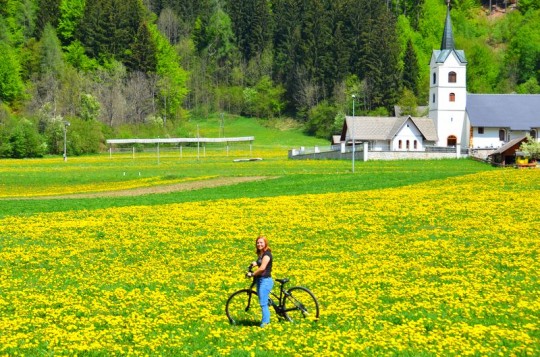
[276,278,289,284]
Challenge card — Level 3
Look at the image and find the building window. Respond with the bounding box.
[406,140,410,150]
[398,140,402,149]
[447,135,457,147]
[478,127,484,134]
[530,129,537,139]
[414,140,418,149]
[499,129,506,142]
[433,73,436,84]
[449,93,455,102]
[448,71,457,83]
[432,94,435,103]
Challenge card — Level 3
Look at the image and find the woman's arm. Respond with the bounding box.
[253,255,270,277]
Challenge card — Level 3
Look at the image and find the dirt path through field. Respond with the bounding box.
[3,176,274,200]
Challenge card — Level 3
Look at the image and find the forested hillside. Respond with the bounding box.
[0,0,539,157]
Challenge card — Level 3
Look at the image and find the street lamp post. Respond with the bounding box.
[220,112,224,138]
[63,121,70,162]
[351,94,356,173]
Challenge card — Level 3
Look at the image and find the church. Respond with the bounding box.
[340,4,540,159]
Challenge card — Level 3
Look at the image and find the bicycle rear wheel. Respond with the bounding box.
[283,286,319,322]
[225,289,259,326]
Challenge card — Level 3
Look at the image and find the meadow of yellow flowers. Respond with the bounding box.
[0,168,539,355]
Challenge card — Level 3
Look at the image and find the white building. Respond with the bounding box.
[341,4,540,155]
[342,116,437,152]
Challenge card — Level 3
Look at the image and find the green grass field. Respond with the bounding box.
[1,117,539,356]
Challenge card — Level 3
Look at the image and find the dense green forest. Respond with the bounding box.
[0,0,539,158]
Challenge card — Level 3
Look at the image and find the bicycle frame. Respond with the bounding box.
[247,277,291,317]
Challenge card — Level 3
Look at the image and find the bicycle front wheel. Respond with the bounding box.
[225,289,259,326]
[284,286,319,323]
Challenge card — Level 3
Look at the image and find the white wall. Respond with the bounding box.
[370,140,390,151]
[470,128,533,148]
[429,51,468,148]
[392,120,425,151]
[470,127,505,148]
[509,130,529,141]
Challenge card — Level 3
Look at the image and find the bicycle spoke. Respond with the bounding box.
[225,289,259,326]
[283,287,319,323]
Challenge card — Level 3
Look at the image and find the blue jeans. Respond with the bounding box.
[256,277,274,326]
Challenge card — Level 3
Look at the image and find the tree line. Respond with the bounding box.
[0,0,539,157]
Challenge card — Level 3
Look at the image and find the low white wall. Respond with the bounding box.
[366,151,462,161]
[289,149,466,161]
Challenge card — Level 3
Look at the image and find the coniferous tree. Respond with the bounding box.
[359,1,401,112]
[158,0,212,34]
[226,0,271,62]
[301,0,334,100]
[403,39,419,96]
[78,0,146,65]
[0,0,8,17]
[127,22,158,73]
[344,0,371,79]
[272,0,305,113]
[329,0,351,92]
[36,0,61,37]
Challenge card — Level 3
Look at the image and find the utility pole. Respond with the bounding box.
[63,121,70,162]
[352,94,356,173]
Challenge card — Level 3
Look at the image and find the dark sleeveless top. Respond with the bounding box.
[256,250,272,278]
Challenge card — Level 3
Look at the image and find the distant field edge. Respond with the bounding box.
[1,176,278,200]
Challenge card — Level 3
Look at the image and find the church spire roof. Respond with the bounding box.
[431,0,466,64]
[440,1,455,50]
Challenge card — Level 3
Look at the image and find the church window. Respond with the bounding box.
[449,93,455,102]
[448,71,457,83]
[433,73,437,84]
[499,129,506,142]
[406,140,410,150]
[478,127,484,134]
[398,140,402,149]
[432,94,435,103]
[414,140,418,149]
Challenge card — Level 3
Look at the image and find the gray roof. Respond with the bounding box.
[345,116,396,140]
[432,49,467,64]
[343,116,438,142]
[467,94,540,130]
[441,6,455,50]
[410,117,439,141]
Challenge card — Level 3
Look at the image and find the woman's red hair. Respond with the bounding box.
[255,235,271,255]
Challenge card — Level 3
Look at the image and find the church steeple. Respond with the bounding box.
[429,0,467,149]
[440,1,454,50]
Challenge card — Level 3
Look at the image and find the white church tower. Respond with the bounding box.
[429,1,468,148]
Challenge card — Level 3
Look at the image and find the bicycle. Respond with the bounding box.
[226,265,320,326]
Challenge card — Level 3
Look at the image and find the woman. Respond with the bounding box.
[246,235,274,327]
